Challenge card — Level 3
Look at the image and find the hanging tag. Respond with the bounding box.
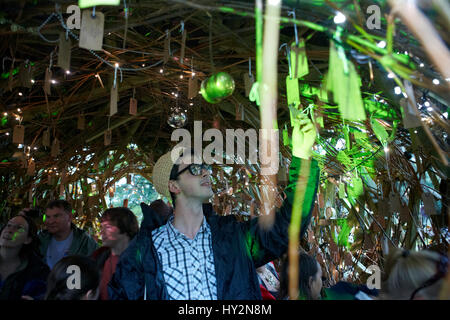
[19,63,32,88]
[286,76,301,126]
[163,30,170,64]
[188,77,198,99]
[47,172,53,185]
[77,114,85,130]
[277,166,288,184]
[26,159,35,176]
[12,125,25,144]
[243,73,255,97]
[290,39,309,79]
[180,28,187,64]
[104,129,112,146]
[400,98,421,129]
[79,10,104,51]
[127,174,132,184]
[28,189,33,203]
[235,103,241,121]
[51,138,60,157]
[389,192,402,213]
[129,98,137,115]
[110,84,118,116]
[422,192,437,215]
[42,129,50,147]
[44,68,52,95]
[282,126,289,146]
[57,32,72,71]
[59,183,65,197]
[338,183,346,199]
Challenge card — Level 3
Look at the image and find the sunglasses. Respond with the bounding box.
[174,163,212,178]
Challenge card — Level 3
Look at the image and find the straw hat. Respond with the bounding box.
[152,148,185,199]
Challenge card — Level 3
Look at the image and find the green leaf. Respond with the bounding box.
[370,117,389,145]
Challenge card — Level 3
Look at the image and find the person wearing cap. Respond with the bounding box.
[109,113,320,300]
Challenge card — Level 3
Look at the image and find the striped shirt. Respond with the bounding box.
[151,216,217,300]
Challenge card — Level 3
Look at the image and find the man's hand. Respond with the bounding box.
[291,109,317,159]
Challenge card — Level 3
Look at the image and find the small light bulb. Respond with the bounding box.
[115,63,119,68]
[394,86,401,95]
[5,132,9,136]
[334,12,346,24]
[427,107,433,112]
[66,70,71,74]
[33,147,37,150]
[377,41,386,48]
[18,144,23,148]
[180,74,184,79]
[419,63,424,68]
[387,73,395,79]
[18,92,23,96]
[432,79,440,85]
[17,108,21,112]
[159,69,164,73]
[51,79,56,84]
[142,64,145,67]
[192,72,196,77]
[424,101,430,107]
[189,103,193,106]
[31,79,35,83]
[414,130,418,133]
[3,112,7,116]
[384,147,389,152]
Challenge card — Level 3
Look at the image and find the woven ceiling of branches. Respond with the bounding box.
[0,0,448,221]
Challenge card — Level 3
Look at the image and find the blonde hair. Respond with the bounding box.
[381,248,448,300]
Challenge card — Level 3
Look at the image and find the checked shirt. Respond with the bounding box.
[151,216,217,300]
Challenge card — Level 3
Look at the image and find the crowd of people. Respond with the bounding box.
[0,115,448,300]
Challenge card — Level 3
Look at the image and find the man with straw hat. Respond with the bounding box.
[109,113,320,300]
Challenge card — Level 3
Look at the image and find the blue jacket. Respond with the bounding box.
[109,157,320,300]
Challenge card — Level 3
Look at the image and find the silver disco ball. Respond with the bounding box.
[167,111,187,128]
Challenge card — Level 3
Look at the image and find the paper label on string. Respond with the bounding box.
[19,63,32,88]
[400,98,421,129]
[42,129,50,147]
[163,31,170,63]
[44,68,52,95]
[110,84,118,116]
[129,98,137,115]
[77,114,85,130]
[422,192,437,215]
[243,73,255,97]
[290,40,309,79]
[127,174,132,184]
[47,173,53,185]
[104,129,112,146]
[188,77,198,99]
[59,184,65,197]
[57,32,72,71]
[286,76,301,126]
[79,10,105,51]
[28,189,33,203]
[180,29,187,64]
[51,138,60,157]
[277,166,288,184]
[338,183,346,199]
[26,159,35,176]
[13,125,25,144]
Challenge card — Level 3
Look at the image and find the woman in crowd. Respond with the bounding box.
[0,213,50,300]
[380,248,449,300]
[45,255,100,300]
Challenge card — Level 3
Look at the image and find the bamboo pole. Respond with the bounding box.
[258,0,280,229]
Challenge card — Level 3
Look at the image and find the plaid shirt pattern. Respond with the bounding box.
[152,216,217,300]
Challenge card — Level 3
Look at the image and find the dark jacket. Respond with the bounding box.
[109,157,320,300]
[0,252,50,300]
[91,246,112,270]
[38,224,98,260]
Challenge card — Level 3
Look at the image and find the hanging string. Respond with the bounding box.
[123,0,129,49]
[207,12,215,72]
[248,57,252,76]
[288,10,298,45]
[113,63,118,88]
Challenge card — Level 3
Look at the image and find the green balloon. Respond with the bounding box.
[201,72,235,104]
